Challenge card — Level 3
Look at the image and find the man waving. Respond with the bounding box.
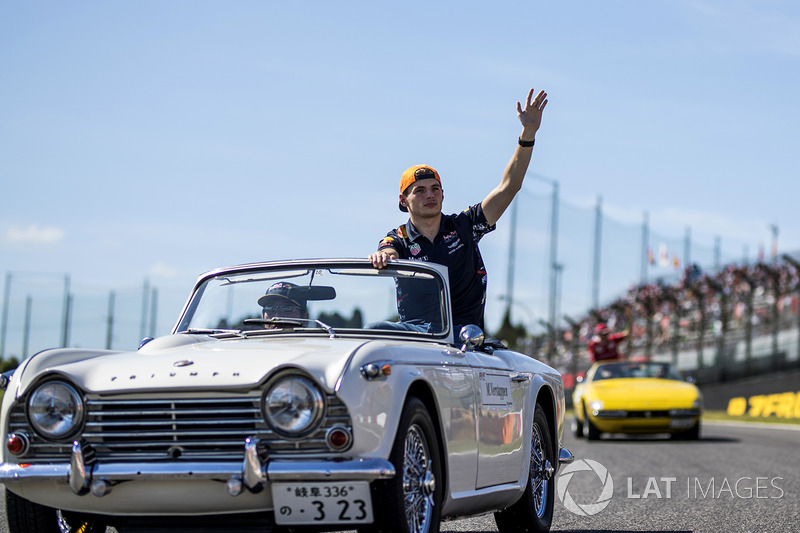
[369,88,548,332]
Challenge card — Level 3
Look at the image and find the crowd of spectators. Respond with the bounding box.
[549,256,800,368]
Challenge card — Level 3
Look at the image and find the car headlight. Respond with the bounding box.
[263,375,324,436]
[589,400,604,412]
[27,381,84,440]
[692,398,703,409]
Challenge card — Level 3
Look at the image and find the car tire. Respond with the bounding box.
[368,397,442,533]
[671,420,701,441]
[572,413,584,438]
[493,403,555,533]
[5,489,106,533]
[583,404,601,441]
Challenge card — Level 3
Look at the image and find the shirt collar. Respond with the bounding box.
[404,215,453,242]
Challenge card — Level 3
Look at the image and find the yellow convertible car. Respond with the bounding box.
[572,361,702,440]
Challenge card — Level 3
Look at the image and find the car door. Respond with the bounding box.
[464,350,528,489]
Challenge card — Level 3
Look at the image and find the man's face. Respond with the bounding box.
[400,178,443,217]
[261,297,303,320]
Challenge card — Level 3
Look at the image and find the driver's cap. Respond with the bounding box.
[399,165,441,212]
[258,282,302,309]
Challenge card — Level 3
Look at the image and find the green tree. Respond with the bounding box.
[493,309,528,352]
[0,357,20,373]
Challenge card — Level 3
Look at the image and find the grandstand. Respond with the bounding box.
[548,254,800,395]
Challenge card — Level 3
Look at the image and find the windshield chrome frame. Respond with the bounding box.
[172,258,452,342]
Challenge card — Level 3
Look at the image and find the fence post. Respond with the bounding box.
[640,211,649,284]
[707,278,727,375]
[684,227,692,270]
[592,196,602,309]
[670,291,680,367]
[643,297,654,361]
[766,265,780,362]
[22,296,32,359]
[0,273,10,360]
[106,291,115,350]
[61,275,70,347]
[140,278,150,341]
[149,287,158,338]
[63,293,73,348]
[781,255,800,362]
[743,272,754,371]
[548,182,559,338]
[689,283,705,370]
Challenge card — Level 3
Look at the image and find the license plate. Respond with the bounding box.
[670,418,695,428]
[272,481,373,525]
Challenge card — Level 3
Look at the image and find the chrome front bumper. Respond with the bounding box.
[1,437,395,500]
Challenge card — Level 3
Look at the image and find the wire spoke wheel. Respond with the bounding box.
[529,422,548,518]
[373,397,441,533]
[403,424,435,533]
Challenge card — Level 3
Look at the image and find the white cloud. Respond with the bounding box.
[6,225,65,244]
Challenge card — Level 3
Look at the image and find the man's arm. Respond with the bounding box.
[481,88,548,226]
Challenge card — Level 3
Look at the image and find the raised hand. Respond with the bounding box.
[517,88,548,135]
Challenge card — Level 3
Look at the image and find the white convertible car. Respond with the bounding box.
[0,258,572,533]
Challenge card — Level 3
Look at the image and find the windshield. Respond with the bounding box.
[175,262,448,337]
[592,362,684,381]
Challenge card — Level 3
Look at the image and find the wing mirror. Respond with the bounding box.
[459,325,485,351]
[0,370,14,391]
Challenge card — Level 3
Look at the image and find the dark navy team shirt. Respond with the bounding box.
[377,204,496,330]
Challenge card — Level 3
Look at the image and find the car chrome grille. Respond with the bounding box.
[7,392,351,463]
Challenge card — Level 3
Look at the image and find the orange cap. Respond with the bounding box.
[399,165,441,212]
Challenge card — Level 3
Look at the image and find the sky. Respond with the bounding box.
[2,1,800,351]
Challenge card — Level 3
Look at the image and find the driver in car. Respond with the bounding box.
[257,282,308,322]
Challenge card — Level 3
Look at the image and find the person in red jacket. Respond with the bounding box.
[588,323,628,362]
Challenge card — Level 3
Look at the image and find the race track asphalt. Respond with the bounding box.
[1,420,797,533]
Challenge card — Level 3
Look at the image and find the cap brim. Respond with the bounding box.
[257,294,299,308]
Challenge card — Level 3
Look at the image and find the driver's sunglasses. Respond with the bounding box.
[263,304,301,314]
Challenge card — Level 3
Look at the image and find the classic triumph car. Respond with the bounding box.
[1,258,572,533]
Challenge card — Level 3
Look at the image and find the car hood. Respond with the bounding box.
[16,334,370,396]
[587,378,700,409]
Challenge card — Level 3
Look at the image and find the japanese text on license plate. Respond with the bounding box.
[272,481,373,525]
